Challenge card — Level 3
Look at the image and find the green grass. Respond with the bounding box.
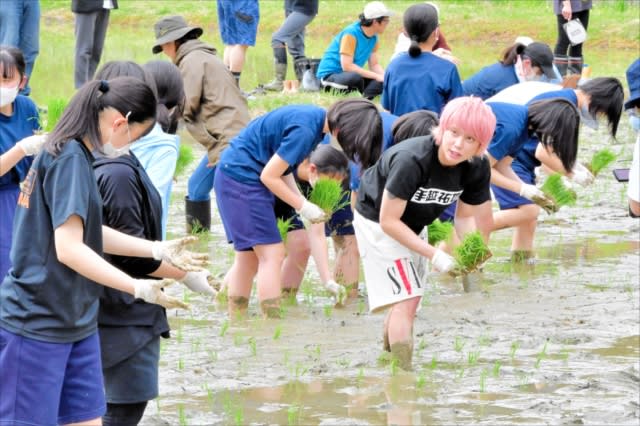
[541,173,577,209]
[33,0,638,110]
[43,98,67,132]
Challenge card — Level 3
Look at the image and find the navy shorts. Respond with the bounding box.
[217,0,259,45]
[492,166,535,210]
[325,195,355,237]
[214,169,281,251]
[0,328,106,425]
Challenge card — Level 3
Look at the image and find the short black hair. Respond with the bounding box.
[528,98,579,171]
[392,110,439,145]
[0,45,26,80]
[579,77,624,138]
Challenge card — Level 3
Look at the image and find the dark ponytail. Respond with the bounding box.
[403,3,439,58]
[143,60,185,134]
[45,77,157,156]
[500,43,526,65]
[309,144,349,176]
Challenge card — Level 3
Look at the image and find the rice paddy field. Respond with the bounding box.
[28,1,640,424]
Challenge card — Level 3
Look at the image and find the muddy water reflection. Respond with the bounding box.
[141,133,639,425]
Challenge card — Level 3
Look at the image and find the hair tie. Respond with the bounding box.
[99,80,109,93]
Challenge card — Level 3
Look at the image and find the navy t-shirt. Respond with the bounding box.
[486,102,530,161]
[462,62,518,100]
[356,136,491,234]
[0,95,39,188]
[0,140,104,343]
[219,105,326,184]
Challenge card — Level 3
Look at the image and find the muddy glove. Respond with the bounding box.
[16,134,47,156]
[431,249,456,273]
[151,236,208,271]
[519,183,545,201]
[296,199,327,223]
[181,270,217,296]
[570,163,594,187]
[133,278,189,309]
[325,279,347,305]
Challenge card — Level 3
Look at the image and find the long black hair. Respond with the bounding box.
[144,60,185,134]
[403,3,439,58]
[326,98,382,169]
[45,77,157,156]
[527,98,580,171]
[579,77,624,138]
[95,60,158,100]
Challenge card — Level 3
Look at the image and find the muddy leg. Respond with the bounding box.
[383,310,391,352]
[386,297,421,371]
[390,341,413,372]
[333,235,360,299]
[228,296,249,319]
[281,287,299,305]
[260,297,282,319]
[511,250,535,263]
[226,251,258,319]
[281,229,310,296]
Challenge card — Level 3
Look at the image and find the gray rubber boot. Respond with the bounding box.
[185,196,211,233]
[264,62,287,92]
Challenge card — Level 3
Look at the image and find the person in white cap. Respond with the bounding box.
[316,1,392,99]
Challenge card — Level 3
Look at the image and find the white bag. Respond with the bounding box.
[563,18,587,46]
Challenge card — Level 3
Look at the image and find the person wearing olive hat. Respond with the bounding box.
[152,15,250,233]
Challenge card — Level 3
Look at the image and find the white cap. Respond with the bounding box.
[363,1,393,19]
[514,36,534,46]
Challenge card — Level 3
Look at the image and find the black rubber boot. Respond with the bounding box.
[568,56,583,76]
[185,196,211,233]
[553,54,569,77]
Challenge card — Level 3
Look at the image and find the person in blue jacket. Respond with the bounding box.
[462,41,556,100]
[214,99,382,319]
[382,3,463,116]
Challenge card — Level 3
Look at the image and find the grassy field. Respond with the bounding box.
[34,0,639,111]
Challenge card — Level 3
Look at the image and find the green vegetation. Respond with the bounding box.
[43,98,67,132]
[541,173,577,210]
[307,177,347,216]
[452,231,492,275]
[588,149,617,176]
[174,144,195,179]
[277,217,294,244]
[427,219,454,246]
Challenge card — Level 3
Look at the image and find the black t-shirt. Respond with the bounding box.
[356,135,491,234]
[0,140,104,343]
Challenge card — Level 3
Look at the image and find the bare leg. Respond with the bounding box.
[511,218,538,252]
[253,242,285,318]
[492,204,540,231]
[227,250,258,318]
[281,229,310,297]
[333,234,360,298]
[386,296,421,371]
[228,44,249,73]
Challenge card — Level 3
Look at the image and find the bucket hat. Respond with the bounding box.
[152,16,202,54]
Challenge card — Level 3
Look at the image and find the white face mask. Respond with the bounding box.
[0,85,19,108]
[102,114,132,158]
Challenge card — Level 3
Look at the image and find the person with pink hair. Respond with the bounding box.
[353,96,496,371]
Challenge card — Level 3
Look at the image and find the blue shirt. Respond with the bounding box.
[130,123,180,240]
[486,102,530,161]
[0,140,104,343]
[316,22,378,79]
[219,105,326,184]
[462,62,518,100]
[382,52,463,116]
[0,95,39,188]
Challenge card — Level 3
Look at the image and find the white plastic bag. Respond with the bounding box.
[563,18,587,46]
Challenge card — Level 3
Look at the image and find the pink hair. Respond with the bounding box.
[432,97,496,155]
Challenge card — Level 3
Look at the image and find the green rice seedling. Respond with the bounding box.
[510,341,520,363]
[248,336,257,356]
[452,231,492,275]
[492,360,501,378]
[273,324,282,340]
[427,219,454,245]
[44,98,67,132]
[178,357,184,371]
[389,357,399,376]
[541,173,577,210]
[588,148,616,176]
[287,405,301,426]
[429,355,438,371]
[219,319,229,337]
[416,370,427,390]
[323,304,333,318]
[467,350,479,366]
[174,144,195,179]
[535,341,548,369]
[307,177,348,215]
[178,404,187,426]
[277,217,294,244]
[454,336,466,353]
[479,368,488,393]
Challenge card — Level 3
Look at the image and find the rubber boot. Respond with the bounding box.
[185,197,211,233]
[553,54,569,77]
[264,62,287,92]
[568,56,583,76]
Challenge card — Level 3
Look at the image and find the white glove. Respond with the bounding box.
[151,236,208,271]
[325,279,347,305]
[296,199,327,223]
[570,163,594,187]
[16,134,47,156]
[431,249,456,273]
[133,278,189,309]
[519,183,545,201]
[181,270,216,296]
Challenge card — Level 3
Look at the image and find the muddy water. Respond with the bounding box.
[141,126,639,425]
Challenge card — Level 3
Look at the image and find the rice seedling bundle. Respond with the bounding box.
[307,177,348,215]
[44,98,68,132]
[174,144,195,178]
[540,173,577,209]
[277,217,294,244]
[588,149,616,176]
[452,231,492,275]
[427,219,454,246]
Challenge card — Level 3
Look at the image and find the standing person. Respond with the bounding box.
[353,97,497,371]
[0,46,44,280]
[382,3,463,116]
[216,0,259,88]
[263,0,319,92]
[72,0,118,89]
[316,1,393,99]
[214,99,382,319]
[152,15,250,232]
[553,0,592,76]
[0,77,205,425]
[462,41,557,100]
[0,0,40,96]
[625,59,640,217]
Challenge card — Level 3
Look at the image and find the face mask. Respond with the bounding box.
[102,115,132,158]
[0,85,19,108]
[630,115,640,132]
[580,104,599,130]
